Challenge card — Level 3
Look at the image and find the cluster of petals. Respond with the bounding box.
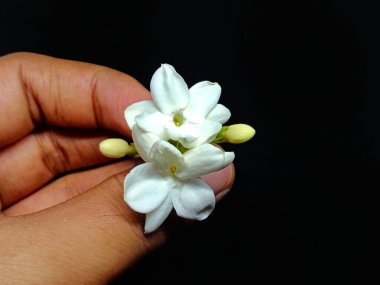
[124,64,234,233]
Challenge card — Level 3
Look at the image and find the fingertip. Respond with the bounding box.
[201,163,235,197]
[0,52,152,147]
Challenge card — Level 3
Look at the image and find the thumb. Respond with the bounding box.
[1,164,234,284]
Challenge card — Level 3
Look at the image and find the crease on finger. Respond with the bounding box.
[17,59,46,126]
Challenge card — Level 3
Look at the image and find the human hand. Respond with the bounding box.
[0,53,235,284]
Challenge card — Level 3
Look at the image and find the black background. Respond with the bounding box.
[0,0,374,284]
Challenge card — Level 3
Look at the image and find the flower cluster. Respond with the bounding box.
[100,64,255,233]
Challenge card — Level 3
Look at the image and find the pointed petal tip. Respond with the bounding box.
[224,151,235,165]
[144,227,154,234]
[143,195,174,234]
[160,63,175,71]
[210,81,220,87]
[206,104,231,124]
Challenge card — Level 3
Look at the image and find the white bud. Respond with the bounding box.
[223,124,255,144]
[99,138,131,158]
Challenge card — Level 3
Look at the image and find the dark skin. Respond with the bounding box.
[0,53,235,284]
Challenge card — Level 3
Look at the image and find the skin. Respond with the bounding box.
[0,53,235,285]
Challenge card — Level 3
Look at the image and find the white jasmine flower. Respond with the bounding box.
[124,140,234,233]
[125,64,231,148]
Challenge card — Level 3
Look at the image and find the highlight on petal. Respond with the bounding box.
[149,140,185,174]
[124,100,158,129]
[150,64,189,114]
[184,81,221,123]
[172,178,216,220]
[206,104,231,124]
[144,191,174,234]
[135,111,171,138]
[132,125,161,162]
[124,163,173,213]
[175,144,235,180]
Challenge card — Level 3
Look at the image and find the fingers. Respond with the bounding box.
[0,129,118,209]
[0,164,234,284]
[0,52,150,148]
[4,160,139,216]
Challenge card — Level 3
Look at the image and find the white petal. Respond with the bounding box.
[124,163,173,213]
[189,80,215,91]
[135,111,171,138]
[172,178,215,220]
[206,104,231,124]
[180,120,222,149]
[183,81,221,123]
[149,140,185,174]
[144,192,174,234]
[132,125,160,162]
[166,123,200,146]
[150,64,189,114]
[176,144,235,180]
[124,100,158,129]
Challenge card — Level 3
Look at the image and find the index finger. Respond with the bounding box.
[0,52,150,147]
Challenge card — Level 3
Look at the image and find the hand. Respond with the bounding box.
[0,53,235,284]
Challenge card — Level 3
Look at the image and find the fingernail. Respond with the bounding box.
[201,164,235,196]
[215,188,231,202]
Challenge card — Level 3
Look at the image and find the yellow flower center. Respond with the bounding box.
[173,113,183,126]
[170,164,177,174]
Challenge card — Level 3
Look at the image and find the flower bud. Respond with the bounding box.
[223,124,255,144]
[99,138,131,158]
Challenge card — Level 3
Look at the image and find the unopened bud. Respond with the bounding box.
[99,138,132,158]
[223,124,255,143]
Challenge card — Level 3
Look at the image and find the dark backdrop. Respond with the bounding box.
[0,1,374,284]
